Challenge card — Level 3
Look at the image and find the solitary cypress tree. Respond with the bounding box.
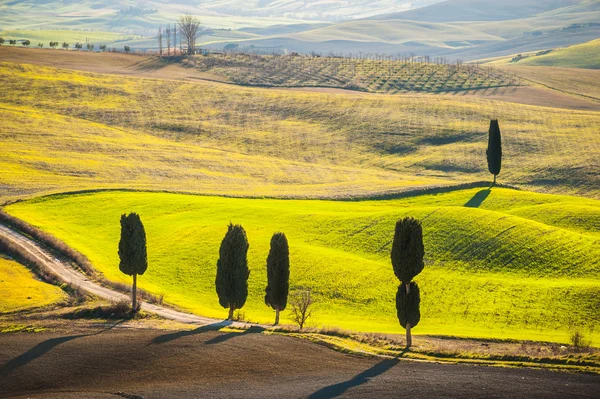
[118,213,148,311]
[216,223,250,320]
[486,119,502,185]
[390,217,424,348]
[265,232,290,325]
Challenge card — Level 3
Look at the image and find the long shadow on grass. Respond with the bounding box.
[205,325,265,345]
[464,188,491,208]
[150,320,233,345]
[0,321,123,376]
[307,356,402,399]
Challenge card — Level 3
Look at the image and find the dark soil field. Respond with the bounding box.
[1,326,598,399]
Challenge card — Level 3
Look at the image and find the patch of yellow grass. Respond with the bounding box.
[0,257,66,313]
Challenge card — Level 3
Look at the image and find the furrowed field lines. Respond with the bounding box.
[187,53,520,94]
[0,61,598,202]
[6,188,600,343]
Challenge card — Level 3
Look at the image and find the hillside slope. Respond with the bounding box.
[507,38,600,68]
[0,53,599,202]
[369,0,588,22]
[6,188,599,342]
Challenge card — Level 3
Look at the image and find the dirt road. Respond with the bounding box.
[0,224,238,326]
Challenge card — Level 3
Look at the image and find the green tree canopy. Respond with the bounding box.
[118,212,148,310]
[487,119,502,184]
[265,232,290,325]
[391,217,424,283]
[216,223,250,320]
[396,282,420,329]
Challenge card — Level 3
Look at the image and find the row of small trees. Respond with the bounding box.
[0,38,131,53]
[116,120,503,348]
[117,213,426,347]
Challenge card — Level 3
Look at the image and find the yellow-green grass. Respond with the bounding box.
[504,39,600,69]
[1,60,599,203]
[6,188,599,344]
[0,257,66,313]
[502,65,600,100]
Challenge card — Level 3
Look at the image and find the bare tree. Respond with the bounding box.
[165,25,171,56]
[173,23,177,55]
[290,289,314,329]
[178,14,200,55]
[158,25,163,55]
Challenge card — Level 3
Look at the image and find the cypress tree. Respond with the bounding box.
[486,119,502,185]
[216,223,250,320]
[118,213,148,311]
[396,282,420,348]
[390,217,425,348]
[265,232,290,325]
[391,217,424,283]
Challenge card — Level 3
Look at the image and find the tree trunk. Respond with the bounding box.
[405,282,411,295]
[406,323,412,349]
[493,174,497,185]
[274,308,280,326]
[228,305,234,320]
[132,273,137,311]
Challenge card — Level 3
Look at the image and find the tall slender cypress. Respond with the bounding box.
[216,223,250,320]
[487,119,502,185]
[391,217,425,349]
[265,232,290,325]
[118,212,148,311]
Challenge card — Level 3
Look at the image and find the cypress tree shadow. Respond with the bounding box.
[0,321,123,376]
[150,320,233,345]
[205,325,265,345]
[307,357,400,399]
[464,189,491,208]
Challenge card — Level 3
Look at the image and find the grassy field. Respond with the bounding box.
[0,256,66,313]
[5,188,599,344]
[1,55,599,203]
[502,65,600,100]
[187,53,520,93]
[502,39,600,69]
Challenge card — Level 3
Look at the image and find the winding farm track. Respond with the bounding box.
[2,222,600,398]
[0,223,237,327]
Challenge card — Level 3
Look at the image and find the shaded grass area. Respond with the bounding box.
[5,187,599,343]
[0,60,599,202]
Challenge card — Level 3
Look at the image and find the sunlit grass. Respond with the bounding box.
[6,187,599,344]
[0,61,598,202]
[0,257,66,313]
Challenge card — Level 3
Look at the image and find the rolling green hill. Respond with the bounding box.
[506,39,600,69]
[5,188,599,343]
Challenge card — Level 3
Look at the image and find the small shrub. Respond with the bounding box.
[570,330,592,351]
[290,289,314,329]
[64,299,136,319]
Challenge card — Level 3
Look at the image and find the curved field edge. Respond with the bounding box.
[4,187,599,344]
[0,257,66,313]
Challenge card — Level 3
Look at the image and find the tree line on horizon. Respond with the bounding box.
[0,37,132,53]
